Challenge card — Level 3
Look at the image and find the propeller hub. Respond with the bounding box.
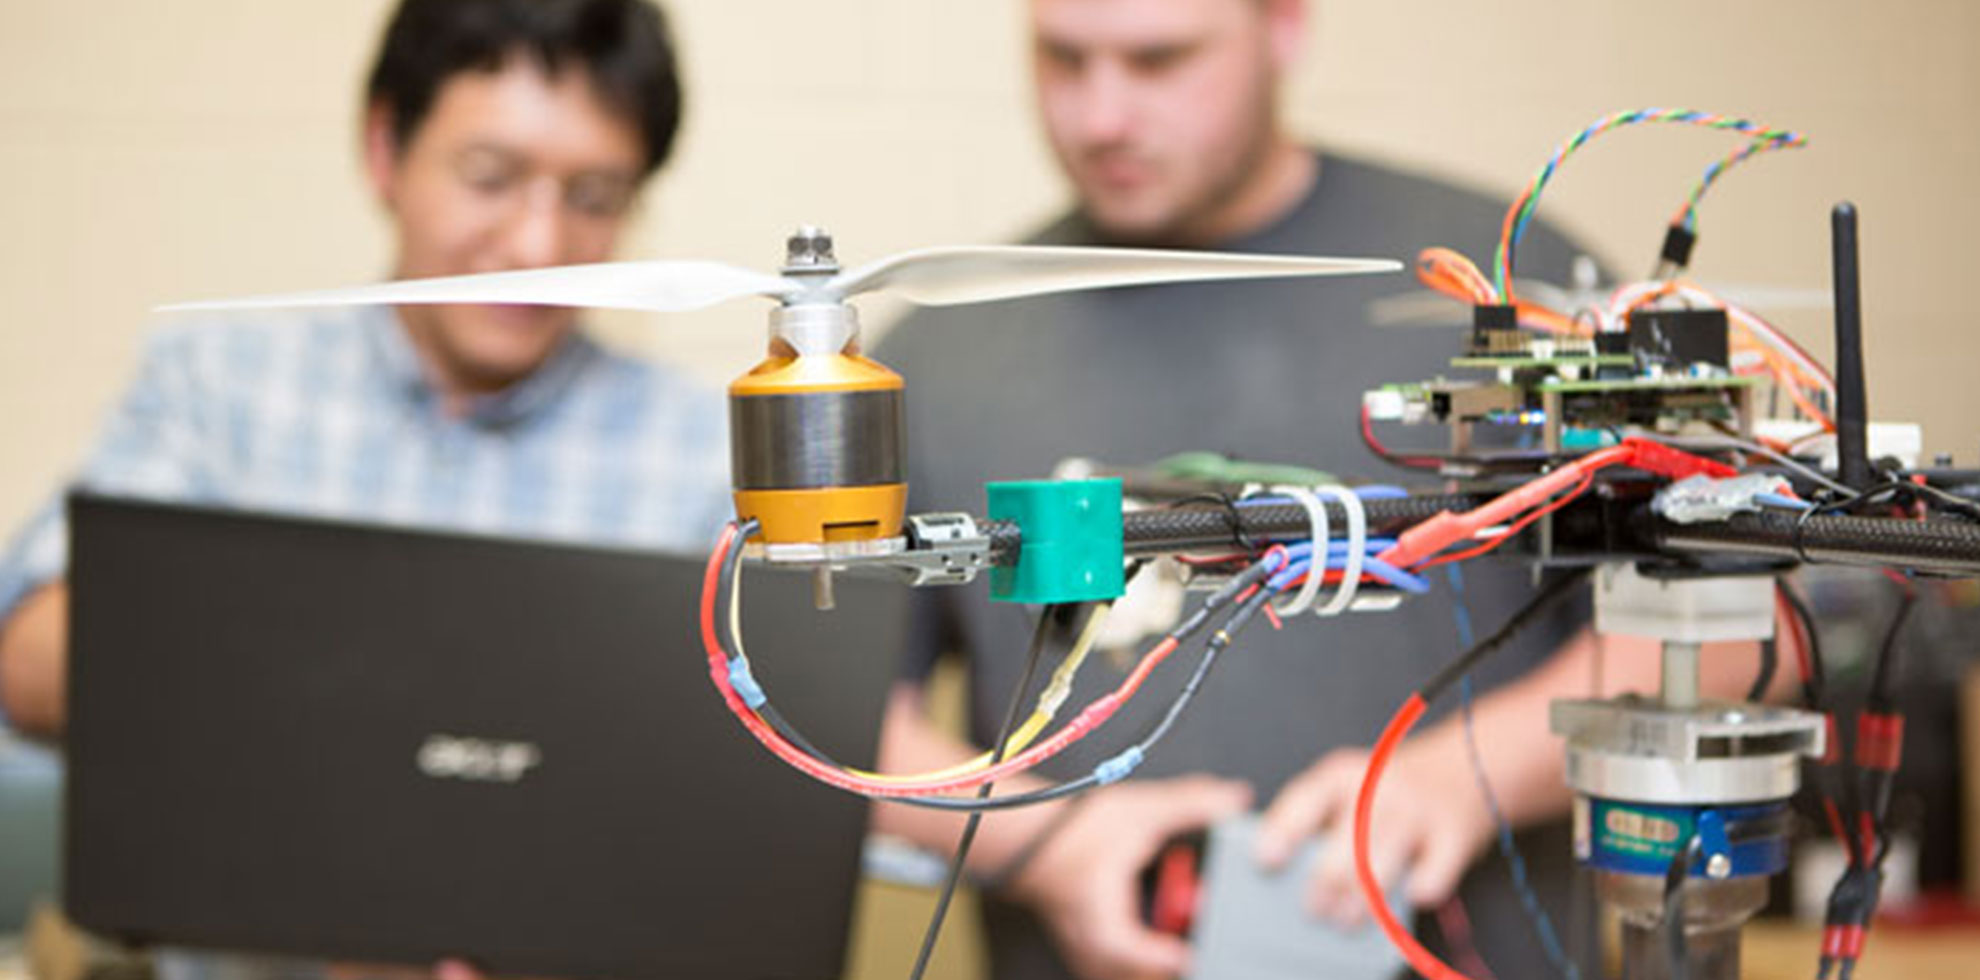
[783,225,839,276]
[770,302,858,357]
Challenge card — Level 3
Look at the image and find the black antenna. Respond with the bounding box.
[1832,202,1871,491]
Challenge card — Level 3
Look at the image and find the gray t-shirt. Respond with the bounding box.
[875,153,1596,980]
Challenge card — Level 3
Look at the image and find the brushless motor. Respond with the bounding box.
[728,228,908,546]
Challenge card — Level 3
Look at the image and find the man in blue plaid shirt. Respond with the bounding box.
[0,0,732,738]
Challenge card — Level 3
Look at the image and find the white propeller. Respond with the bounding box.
[819,245,1399,307]
[160,238,1400,316]
[160,260,798,316]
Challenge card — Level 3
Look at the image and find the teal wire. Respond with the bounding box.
[1450,564,1580,980]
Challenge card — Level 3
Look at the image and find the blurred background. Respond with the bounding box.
[2,1,1977,977]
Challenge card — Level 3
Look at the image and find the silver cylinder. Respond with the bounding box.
[1601,871,1765,980]
[1662,640,1702,709]
[729,388,904,490]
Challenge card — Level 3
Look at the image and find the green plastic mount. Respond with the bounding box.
[987,478,1125,604]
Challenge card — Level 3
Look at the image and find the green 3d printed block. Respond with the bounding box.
[987,478,1124,604]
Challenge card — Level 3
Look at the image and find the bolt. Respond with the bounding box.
[784,225,837,272]
[1706,853,1732,880]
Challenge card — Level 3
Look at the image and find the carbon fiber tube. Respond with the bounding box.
[983,493,1980,577]
[1650,511,1980,576]
[984,493,1486,566]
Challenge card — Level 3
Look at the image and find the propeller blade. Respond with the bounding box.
[159,261,798,315]
[824,245,1400,306]
[1366,290,1469,328]
[1696,282,1831,311]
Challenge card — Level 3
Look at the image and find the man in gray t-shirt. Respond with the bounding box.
[867,2,1619,979]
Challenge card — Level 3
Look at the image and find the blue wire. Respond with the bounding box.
[1450,564,1581,980]
[1754,491,1811,510]
[1363,557,1430,594]
[1356,484,1412,500]
[1266,542,1428,594]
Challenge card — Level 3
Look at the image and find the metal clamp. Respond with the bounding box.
[743,512,992,588]
[899,512,993,586]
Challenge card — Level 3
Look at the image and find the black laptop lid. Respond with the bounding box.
[65,494,904,979]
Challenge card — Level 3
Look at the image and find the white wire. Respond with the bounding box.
[1269,484,1328,617]
[1315,486,1366,617]
[1604,280,1833,394]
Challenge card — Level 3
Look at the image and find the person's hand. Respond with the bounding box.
[326,958,496,980]
[432,960,486,980]
[1252,738,1493,926]
[1006,774,1252,980]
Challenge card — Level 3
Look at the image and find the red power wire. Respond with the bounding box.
[700,522,1261,799]
[1356,693,1478,980]
[1361,402,1444,470]
[1417,470,1595,570]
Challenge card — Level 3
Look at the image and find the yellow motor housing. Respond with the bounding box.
[729,347,907,545]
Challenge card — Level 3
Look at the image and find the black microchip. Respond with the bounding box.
[1625,308,1729,369]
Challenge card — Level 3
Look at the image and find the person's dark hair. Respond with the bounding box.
[365,0,684,176]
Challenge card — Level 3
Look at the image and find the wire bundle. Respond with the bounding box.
[700,520,1294,810]
[1607,279,1836,430]
[1407,109,1821,449]
[1354,571,1592,980]
[1497,108,1807,301]
[1805,580,1916,980]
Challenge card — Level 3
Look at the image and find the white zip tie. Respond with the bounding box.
[1315,486,1366,617]
[1269,484,1328,617]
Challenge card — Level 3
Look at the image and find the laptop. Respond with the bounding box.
[64,493,905,979]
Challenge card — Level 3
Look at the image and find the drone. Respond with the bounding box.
[170,231,1398,604]
[163,108,1980,980]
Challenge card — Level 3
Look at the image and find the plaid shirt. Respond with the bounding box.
[0,305,734,658]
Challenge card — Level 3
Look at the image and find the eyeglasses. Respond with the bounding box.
[449,144,640,222]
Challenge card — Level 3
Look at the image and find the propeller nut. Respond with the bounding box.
[785,225,837,273]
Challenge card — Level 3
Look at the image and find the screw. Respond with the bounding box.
[784,225,837,272]
[1706,853,1732,880]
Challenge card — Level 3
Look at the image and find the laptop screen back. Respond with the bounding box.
[65,494,904,979]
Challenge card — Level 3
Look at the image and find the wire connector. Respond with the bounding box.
[1652,473,1794,524]
[1094,747,1145,786]
[1659,223,1698,273]
[727,658,767,709]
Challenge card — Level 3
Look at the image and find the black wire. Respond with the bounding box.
[711,522,1284,814]
[1862,583,1917,869]
[1138,584,1273,746]
[1778,581,1827,705]
[1747,637,1779,703]
[1662,833,1705,980]
[1420,569,1590,703]
[900,583,1277,980]
[1167,492,1258,551]
[723,547,1282,813]
[1813,478,1980,524]
[906,604,1061,980]
[1865,584,1916,711]
[1657,811,1793,980]
[774,579,1275,814]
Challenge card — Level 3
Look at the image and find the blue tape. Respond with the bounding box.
[727,659,767,709]
[1578,800,1788,878]
[1094,747,1145,785]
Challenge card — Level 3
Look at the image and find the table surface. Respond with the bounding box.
[1742,921,1980,980]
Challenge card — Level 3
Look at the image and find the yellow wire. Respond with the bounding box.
[727,550,1115,785]
[854,602,1111,784]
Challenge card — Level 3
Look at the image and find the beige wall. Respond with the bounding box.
[4,1,1977,532]
[3,2,1976,977]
